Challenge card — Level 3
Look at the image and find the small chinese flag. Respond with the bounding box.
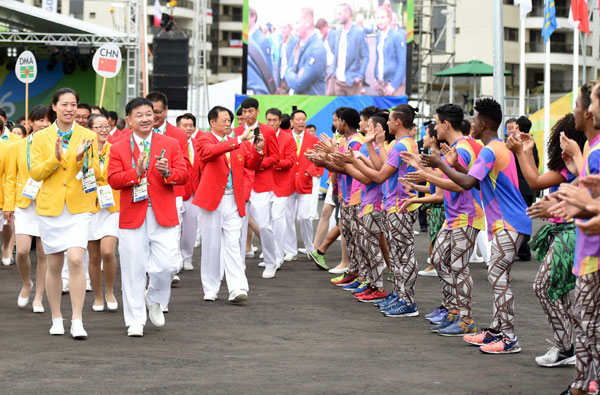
[98,57,117,73]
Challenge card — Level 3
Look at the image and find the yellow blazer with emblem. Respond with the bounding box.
[91,142,120,213]
[4,137,36,211]
[29,122,100,216]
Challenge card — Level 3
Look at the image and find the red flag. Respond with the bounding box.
[98,57,117,73]
[154,0,162,27]
[570,0,590,34]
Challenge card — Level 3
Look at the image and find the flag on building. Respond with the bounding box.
[542,0,557,43]
[154,0,162,27]
[514,0,532,20]
[569,0,590,34]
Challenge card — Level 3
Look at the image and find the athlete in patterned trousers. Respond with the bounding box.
[385,210,419,306]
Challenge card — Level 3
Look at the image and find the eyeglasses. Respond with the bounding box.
[92,125,111,131]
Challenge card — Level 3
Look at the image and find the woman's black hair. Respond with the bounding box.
[547,113,586,172]
[47,88,79,123]
[29,105,49,123]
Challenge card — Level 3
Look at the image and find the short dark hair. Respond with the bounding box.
[460,119,472,136]
[77,103,91,112]
[315,18,328,30]
[116,118,126,130]
[12,124,27,136]
[146,91,168,108]
[265,108,282,119]
[516,115,532,134]
[0,108,6,119]
[306,124,316,130]
[125,97,153,116]
[474,99,503,131]
[48,88,79,123]
[91,105,108,117]
[291,109,307,119]
[371,112,392,142]
[240,97,259,110]
[581,82,595,111]
[334,106,351,118]
[505,117,517,125]
[87,113,108,128]
[360,105,381,120]
[208,106,231,124]
[107,111,118,122]
[280,114,291,129]
[176,113,197,128]
[29,105,48,122]
[236,107,243,116]
[339,108,361,130]
[16,115,25,124]
[391,104,418,129]
[435,104,463,131]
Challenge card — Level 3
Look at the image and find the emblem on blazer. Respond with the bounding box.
[237,154,243,162]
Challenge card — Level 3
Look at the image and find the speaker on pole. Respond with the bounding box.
[152,34,189,110]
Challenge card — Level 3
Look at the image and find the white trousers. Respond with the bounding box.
[119,207,178,327]
[284,192,314,255]
[310,176,321,219]
[249,190,277,269]
[200,194,248,296]
[180,197,199,265]
[240,202,250,267]
[174,196,184,271]
[271,195,288,265]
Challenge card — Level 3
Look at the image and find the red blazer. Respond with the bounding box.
[182,137,201,201]
[107,132,188,229]
[118,123,191,197]
[193,132,263,216]
[232,122,279,193]
[292,131,322,194]
[108,128,123,144]
[273,129,296,198]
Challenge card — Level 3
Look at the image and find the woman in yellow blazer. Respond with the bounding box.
[30,88,100,340]
[3,105,50,313]
[86,114,120,313]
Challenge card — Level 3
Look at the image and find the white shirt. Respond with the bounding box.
[212,130,242,145]
[292,129,305,151]
[335,27,350,82]
[155,122,167,134]
[324,37,334,68]
[133,131,152,152]
[280,39,290,80]
[187,138,194,163]
[2,126,10,137]
[245,121,259,130]
[191,130,198,139]
[109,127,118,136]
[377,29,388,80]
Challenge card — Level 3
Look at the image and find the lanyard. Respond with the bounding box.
[130,134,152,169]
[82,143,93,174]
[26,134,33,171]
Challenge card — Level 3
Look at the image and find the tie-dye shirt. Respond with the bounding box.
[381,140,396,211]
[337,132,365,206]
[385,135,420,213]
[359,143,383,216]
[442,137,486,231]
[573,135,600,276]
[468,139,531,240]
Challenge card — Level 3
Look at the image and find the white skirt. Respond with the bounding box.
[37,204,92,254]
[324,184,335,206]
[89,209,119,241]
[15,202,40,237]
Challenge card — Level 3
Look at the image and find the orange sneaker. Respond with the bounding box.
[479,335,521,354]
[463,328,501,346]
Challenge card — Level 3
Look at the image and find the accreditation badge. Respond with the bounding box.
[132,177,149,202]
[97,184,115,209]
[21,177,42,200]
[81,169,97,194]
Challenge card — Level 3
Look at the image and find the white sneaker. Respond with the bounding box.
[413,230,420,235]
[262,266,277,279]
[183,261,194,271]
[252,245,258,252]
[535,341,576,367]
[203,293,217,301]
[70,320,87,339]
[1,257,12,266]
[470,255,484,263]
[259,252,264,259]
[171,275,180,285]
[32,303,45,313]
[297,248,307,255]
[328,267,348,274]
[418,268,438,277]
[127,324,144,337]
[92,303,105,312]
[85,281,92,292]
[106,298,118,311]
[283,253,297,262]
[17,281,32,308]
[245,250,255,258]
[147,302,165,327]
[194,240,201,248]
[258,261,266,267]
[62,282,69,294]
[49,318,65,335]
[229,289,248,304]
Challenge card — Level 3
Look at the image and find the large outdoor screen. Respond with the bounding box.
[244,0,413,96]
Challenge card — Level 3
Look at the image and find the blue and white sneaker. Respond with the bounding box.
[384,303,419,318]
[342,279,362,291]
[380,298,406,314]
[374,292,398,308]
[425,305,446,320]
[351,281,371,294]
[438,320,477,337]
[429,309,449,324]
[431,313,457,332]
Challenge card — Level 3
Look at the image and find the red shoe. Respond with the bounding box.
[354,288,375,299]
[333,274,356,286]
[358,289,388,303]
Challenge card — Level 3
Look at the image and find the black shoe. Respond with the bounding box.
[559,386,571,395]
[517,255,531,262]
[420,227,428,233]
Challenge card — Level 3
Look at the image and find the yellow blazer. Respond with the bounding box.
[92,142,120,213]
[1,131,21,144]
[29,123,100,216]
[0,140,10,209]
[4,138,35,211]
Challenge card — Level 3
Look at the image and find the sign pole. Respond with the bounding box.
[99,77,107,108]
[25,82,29,123]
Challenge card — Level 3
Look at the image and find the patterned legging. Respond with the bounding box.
[384,210,418,305]
[431,226,478,319]
[340,204,367,278]
[487,229,525,336]
[533,238,575,351]
[572,271,600,392]
[358,211,386,288]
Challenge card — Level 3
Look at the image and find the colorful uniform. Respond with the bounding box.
[469,139,532,336]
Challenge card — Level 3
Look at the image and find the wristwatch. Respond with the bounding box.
[164,169,171,178]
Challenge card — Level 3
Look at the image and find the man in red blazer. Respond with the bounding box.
[108,97,188,337]
[284,109,322,260]
[194,106,264,303]
[176,113,202,271]
[232,97,280,279]
[265,107,297,267]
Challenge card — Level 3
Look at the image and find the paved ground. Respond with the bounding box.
[0,213,574,394]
